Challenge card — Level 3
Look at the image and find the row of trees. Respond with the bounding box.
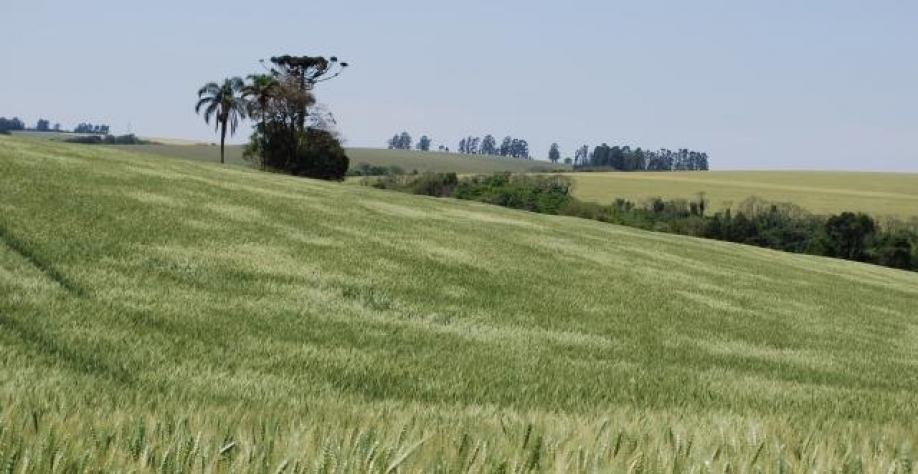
[0,117,113,135]
[572,145,710,171]
[385,132,533,159]
[195,54,351,180]
[382,133,708,171]
[459,135,531,158]
[0,117,61,132]
[0,117,25,132]
[73,123,111,135]
[387,131,432,151]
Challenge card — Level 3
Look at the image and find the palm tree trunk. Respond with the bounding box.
[220,120,227,164]
[260,116,267,171]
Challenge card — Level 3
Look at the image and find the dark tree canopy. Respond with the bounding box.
[574,145,709,171]
[548,143,561,163]
[388,131,412,150]
[824,212,876,261]
[74,123,111,135]
[0,117,25,132]
[416,135,432,151]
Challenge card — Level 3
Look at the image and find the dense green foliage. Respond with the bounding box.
[245,125,349,180]
[369,172,573,215]
[2,137,918,471]
[575,144,710,171]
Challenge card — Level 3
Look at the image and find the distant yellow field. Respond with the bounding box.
[567,171,918,218]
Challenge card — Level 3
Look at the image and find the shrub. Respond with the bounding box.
[246,126,349,180]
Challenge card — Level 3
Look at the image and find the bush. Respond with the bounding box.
[871,234,914,270]
[245,126,349,180]
[366,172,572,214]
[454,174,573,214]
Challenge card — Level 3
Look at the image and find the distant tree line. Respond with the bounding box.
[26,118,63,132]
[73,123,111,135]
[384,133,706,169]
[1,116,114,135]
[387,131,433,151]
[459,135,531,159]
[386,132,533,159]
[368,172,917,272]
[573,145,709,171]
[0,117,25,134]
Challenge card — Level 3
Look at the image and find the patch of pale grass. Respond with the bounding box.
[443,206,544,228]
[676,290,751,315]
[360,200,443,220]
[123,190,184,207]
[691,337,843,372]
[203,203,264,222]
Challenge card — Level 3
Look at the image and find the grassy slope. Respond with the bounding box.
[568,171,918,218]
[108,143,566,173]
[2,136,918,472]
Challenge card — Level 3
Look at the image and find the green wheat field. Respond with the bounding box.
[2,136,918,472]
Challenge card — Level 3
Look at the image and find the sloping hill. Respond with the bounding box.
[106,143,566,173]
[1,136,917,472]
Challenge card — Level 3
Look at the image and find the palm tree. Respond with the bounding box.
[242,74,278,125]
[242,74,279,166]
[195,77,247,164]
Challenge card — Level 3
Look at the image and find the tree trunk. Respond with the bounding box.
[220,120,227,164]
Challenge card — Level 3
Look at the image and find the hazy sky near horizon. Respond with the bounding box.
[2,0,916,171]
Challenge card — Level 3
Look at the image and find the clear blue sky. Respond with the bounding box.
[3,0,916,171]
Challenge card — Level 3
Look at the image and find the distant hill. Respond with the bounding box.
[106,143,568,173]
